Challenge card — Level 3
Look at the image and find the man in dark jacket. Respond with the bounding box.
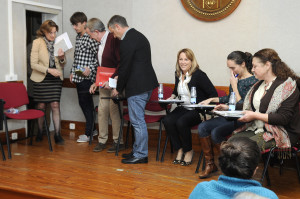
[108,15,159,164]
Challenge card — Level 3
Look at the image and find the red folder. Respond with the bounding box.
[95,66,116,87]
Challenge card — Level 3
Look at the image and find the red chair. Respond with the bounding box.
[124,85,173,161]
[0,82,52,159]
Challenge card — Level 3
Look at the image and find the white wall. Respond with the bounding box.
[1,0,300,124]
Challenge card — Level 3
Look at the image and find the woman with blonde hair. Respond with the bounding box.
[163,48,218,166]
[30,20,65,144]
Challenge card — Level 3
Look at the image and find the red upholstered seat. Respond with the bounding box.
[5,109,44,120]
[0,82,53,160]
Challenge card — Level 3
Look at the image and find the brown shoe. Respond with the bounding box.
[107,142,125,153]
[198,136,218,179]
[93,143,106,152]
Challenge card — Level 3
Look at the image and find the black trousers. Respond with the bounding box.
[76,80,95,136]
[162,106,202,153]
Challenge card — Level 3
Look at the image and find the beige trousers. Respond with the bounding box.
[98,88,123,144]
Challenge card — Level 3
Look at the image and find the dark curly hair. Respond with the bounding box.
[227,51,253,73]
[253,48,300,87]
[218,137,260,179]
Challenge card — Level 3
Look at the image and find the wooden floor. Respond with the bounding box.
[0,130,300,199]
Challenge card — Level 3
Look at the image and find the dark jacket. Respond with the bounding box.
[117,28,158,97]
[172,68,218,103]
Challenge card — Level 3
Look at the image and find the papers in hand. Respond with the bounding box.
[109,78,117,88]
[54,32,73,56]
[213,110,244,118]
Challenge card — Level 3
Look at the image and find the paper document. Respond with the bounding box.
[109,78,117,88]
[213,111,244,118]
[54,32,73,56]
[158,99,184,103]
[183,104,215,108]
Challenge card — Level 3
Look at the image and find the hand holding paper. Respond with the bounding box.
[54,32,73,56]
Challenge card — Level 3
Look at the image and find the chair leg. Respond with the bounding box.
[29,119,36,145]
[195,150,203,173]
[3,115,11,159]
[161,135,169,162]
[125,121,131,149]
[44,115,53,152]
[115,102,124,156]
[0,139,6,161]
[89,106,97,145]
[293,148,300,183]
[156,120,163,161]
[260,147,275,185]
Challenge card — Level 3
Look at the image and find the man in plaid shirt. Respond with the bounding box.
[69,12,99,142]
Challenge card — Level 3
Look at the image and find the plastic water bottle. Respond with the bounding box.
[158,83,163,100]
[190,87,197,104]
[228,92,236,111]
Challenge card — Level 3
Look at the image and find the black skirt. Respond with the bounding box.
[33,73,63,103]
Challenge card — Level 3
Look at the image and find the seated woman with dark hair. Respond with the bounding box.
[189,137,278,199]
[197,51,257,179]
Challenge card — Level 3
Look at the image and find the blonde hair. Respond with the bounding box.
[175,48,200,77]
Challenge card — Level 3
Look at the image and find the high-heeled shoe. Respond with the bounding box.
[173,153,185,164]
[181,150,194,166]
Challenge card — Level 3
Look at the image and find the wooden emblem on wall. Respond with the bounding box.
[181,0,241,21]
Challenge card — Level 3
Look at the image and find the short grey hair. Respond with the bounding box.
[86,18,105,32]
[107,15,128,28]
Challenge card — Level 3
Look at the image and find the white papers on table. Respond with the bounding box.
[213,110,244,118]
[158,99,184,103]
[54,32,73,56]
[109,78,117,88]
[183,104,216,108]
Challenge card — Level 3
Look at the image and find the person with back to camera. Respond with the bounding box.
[189,137,278,199]
[197,51,258,178]
[219,48,300,151]
[30,20,65,145]
[162,48,218,166]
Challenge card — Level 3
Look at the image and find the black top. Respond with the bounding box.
[117,28,159,97]
[172,68,218,104]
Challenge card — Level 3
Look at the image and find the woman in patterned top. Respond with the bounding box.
[197,51,257,179]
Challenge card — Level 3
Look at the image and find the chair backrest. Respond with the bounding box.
[216,89,227,97]
[145,85,173,112]
[0,83,29,109]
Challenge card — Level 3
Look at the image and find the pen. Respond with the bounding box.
[234,74,239,78]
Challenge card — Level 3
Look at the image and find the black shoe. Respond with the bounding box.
[35,134,43,142]
[121,157,148,164]
[93,143,106,152]
[173,153,185,165]
[54,134,64,145]
[181,150,194,166]
[122,151,134,159]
